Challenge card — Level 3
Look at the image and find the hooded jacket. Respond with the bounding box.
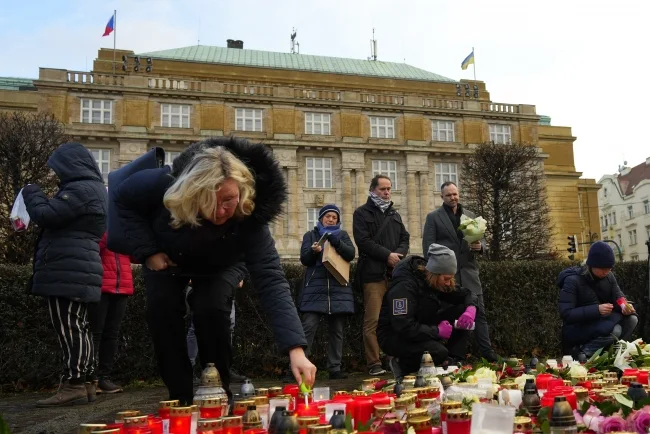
[557,266,626,345]
[110,136,307,353]
[23,143,108,303]
[376,256,477,343]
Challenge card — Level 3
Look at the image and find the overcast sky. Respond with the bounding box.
[1,0,647,180]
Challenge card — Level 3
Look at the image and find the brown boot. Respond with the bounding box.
[85,380,97,402]
[36,381,88,407]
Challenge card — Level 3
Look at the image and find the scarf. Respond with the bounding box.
[369,191,391,213]
[317,221,341,238]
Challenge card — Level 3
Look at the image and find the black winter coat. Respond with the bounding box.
[377,256,477,343]
[109,137,307,353]
[557,266,628,345]
[23,143,108,303]
[353,198,410,283]
[299,228,355,315]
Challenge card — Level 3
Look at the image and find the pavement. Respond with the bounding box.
[0,375,376,434]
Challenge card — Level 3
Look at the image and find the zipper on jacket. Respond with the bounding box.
[115,252,121,294]
[327,274,331,314]
[305,269,316,286]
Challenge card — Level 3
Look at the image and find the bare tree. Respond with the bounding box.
[0,112,69,264]
[461,142,553,261]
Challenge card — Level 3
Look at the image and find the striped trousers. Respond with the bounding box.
[48,296,95,382]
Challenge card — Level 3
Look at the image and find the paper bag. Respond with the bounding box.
[322,241,350,286]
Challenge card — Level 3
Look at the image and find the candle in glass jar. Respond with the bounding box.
[124,415,150,432]
[104,424,125,434]
[147,416,163,434]
[296,416,320,434]
[117,411,141,424]
[269,387,282,398]
[190,405,199,434]
[159,400,180,434]
[296,403,319,417]
[199,398,223,419]
[440,401,462,434]
[78,424,108,434]
[352,396,374,430]
[169,407,193,434]
[221,416,243,434]
[446,409,470,434]
[197,419,223,434]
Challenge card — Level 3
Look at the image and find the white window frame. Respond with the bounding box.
[629,229,638,245]
[306,208,320,230]
[165,151,181,167]
[91,149,111,184]
[631,254,639,261]
[372,160,398,189]
[644,200,650,215]
[161,104,190,128]
[434,162,459,191]
[617,233,623,248]
[612,212,617,225]
[489,124,512,144]
[305,113,331,135]
[628,205,634,219]
[235,108,263,132]
[370,116,395,139]
[81,99,112,124]
[646,226,650,242]
[305,157,333,189]
[432,120,455,142]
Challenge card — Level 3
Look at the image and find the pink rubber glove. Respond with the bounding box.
[438,321,453,340]
[457,306,477,329]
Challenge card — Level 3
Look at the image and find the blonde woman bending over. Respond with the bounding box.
[111,137,315,405]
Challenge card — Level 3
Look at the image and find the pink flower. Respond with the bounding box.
[583,406,604,432]
[627,409,650,434]
[574,409,584,426]
[600,415,627,433]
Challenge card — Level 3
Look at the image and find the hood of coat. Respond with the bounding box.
[48,142,104,184]
[557,266,583,288]
[172,137,287,225]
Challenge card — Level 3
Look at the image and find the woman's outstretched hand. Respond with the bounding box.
[289,347,317,387]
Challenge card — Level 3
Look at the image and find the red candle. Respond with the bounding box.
[535,374,553,390]
[221,416,243,434]
[198,419,223,434]
[352,396,374,430]
[547,379,564,390]
[296,403,319,417]
[332,395,356,418]
[200,398,224,419]
[639,370,649,385]
[125,429,152,434]
[283,384,300,399]
[243,430,266,434]
[169,407,193,434]
[147,416,163,434]
[446,409,470,434]
[369,393,391,407]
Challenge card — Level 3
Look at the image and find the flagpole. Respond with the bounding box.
[112,10,116,75]
[472,47,476,82]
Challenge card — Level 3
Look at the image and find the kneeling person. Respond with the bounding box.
[377,244,478,378]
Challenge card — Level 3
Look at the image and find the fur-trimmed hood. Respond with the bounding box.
[172,136,288,225]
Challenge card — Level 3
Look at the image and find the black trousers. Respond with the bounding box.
[379,304,469,374]
[88,293,129,379]
[144,269,235,405]
[48,296,95,384]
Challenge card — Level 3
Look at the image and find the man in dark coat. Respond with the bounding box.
[23,142,108,407]
[558,241,638,358]
[299,204,355,379]
[353,174,410,376]
[421,181,498,362]
[377,244,478,378]
[109,137,313,404]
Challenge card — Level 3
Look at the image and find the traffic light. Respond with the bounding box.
[567,235,577,260]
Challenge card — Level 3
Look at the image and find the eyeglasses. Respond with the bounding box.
[218,196,240,210]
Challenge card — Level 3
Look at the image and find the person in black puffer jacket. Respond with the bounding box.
[298,204,355,380]
[22,142,108,407]
[558,241,638,358]
[108,137,315,405]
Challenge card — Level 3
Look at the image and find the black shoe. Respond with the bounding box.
[389,358,403,381]
[483,352,499,363]
[329,371,349,380]
[229,369,248,383]
[97,378,123,394]
[368,364,386,376]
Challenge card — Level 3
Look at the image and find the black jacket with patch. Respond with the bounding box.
[377,256,477,343]
[110,137,307,353]
[23,143,108,303]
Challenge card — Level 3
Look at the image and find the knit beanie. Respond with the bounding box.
[318,204,341,222]
[425,243,458,275]
[586,241,615,269]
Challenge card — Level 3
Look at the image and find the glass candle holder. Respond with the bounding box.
[159,400,180,434]
[269,387,282,398]
[169,407,193,434]
[312,387,330,402]
[297,416,320,434]
[124,416,149,430]
[190,405,199,434]
[221,416,243,434]
[198,419,223,434]
[147,416,163,434]
[199,398,223,419]
[78,424,108,434]
[116,411,141,424]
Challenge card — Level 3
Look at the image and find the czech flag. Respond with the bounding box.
[103,14,115,37]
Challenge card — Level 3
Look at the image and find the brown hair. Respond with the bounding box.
[417,264,456,292]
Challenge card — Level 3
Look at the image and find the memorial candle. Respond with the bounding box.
[169,407,193,434]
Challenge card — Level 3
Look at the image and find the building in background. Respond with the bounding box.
[0,42,599,259]
[598,158,650,261]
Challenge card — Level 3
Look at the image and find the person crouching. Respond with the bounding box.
[377,244,478,379]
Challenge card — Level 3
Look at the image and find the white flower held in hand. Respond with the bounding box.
[459,215,487,244]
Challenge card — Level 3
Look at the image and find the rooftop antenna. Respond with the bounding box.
[197,13,201,45]
[368,28,378,61]
[290,28,299,54]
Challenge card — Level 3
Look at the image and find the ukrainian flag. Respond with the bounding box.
[461,50,475,70]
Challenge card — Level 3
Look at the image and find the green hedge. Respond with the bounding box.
[0,260,648,392]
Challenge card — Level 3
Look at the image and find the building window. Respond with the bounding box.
[644,200,650,214]
[91,149,111,183]
[306,158,333,189]
[489,124,512,144]
[372,160,398,188]
[161,104,190,128]
[81,99,112,124]
[646,226,650,242]
[617,233,623,248]
[306,208,320,230]
[603,187,608,197]
[305,113,331,135]
[605,215,609,227]
[629,229,638,245]
[612,212,617,225]
[432,120,455,142]
[434,163,458,190]
[235,108,263,132]
[165,151,181,167]
[628,205,634,219]
[631,255,639,261]
[370,116,395,139]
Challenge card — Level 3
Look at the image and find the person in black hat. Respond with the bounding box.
[558,241,638,358]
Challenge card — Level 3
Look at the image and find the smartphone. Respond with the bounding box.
[316,233,329,247]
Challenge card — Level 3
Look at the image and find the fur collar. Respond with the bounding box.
[172,137,287,225]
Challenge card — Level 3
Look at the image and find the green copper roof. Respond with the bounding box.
[539,115,552,125]
[138,45,456,83]
[0,77,36,90]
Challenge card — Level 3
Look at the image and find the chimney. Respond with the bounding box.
[227,39,244,49]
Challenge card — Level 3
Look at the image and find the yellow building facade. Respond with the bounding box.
[0,45,599,259]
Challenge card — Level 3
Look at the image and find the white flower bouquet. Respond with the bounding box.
[459,214,487,244]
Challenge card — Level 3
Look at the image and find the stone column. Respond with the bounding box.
[406,171,421,240]
[419,171,432,226]
[342,169,353,229]
[288,167,299,240]
[356,169,366,207]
